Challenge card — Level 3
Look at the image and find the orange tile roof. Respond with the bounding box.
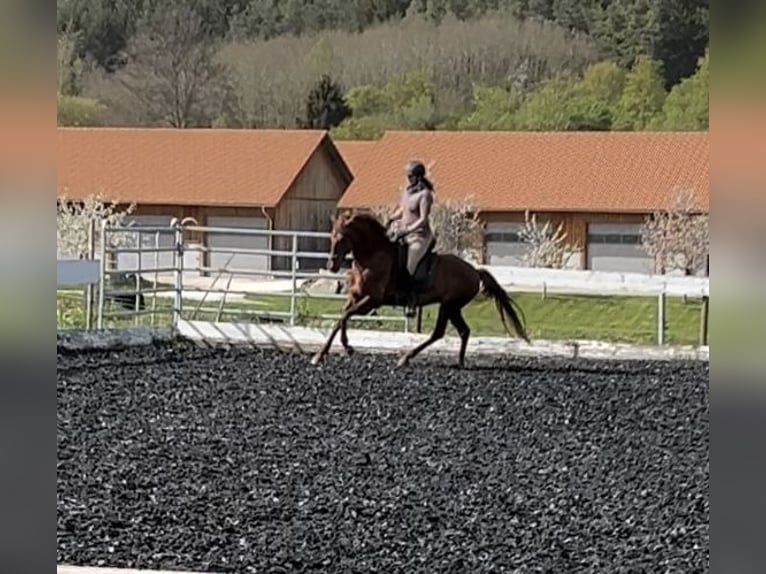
[57,127,333,207]
[337,131,709,213]
[333,140,380,175]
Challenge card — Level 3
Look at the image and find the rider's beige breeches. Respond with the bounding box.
[406,233,431,275]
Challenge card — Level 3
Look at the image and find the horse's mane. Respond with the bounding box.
[346,212,388,238]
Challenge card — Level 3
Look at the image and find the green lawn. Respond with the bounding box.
[246,291,706,346]
[58,288,708,346]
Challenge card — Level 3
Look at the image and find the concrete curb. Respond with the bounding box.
[176,320,709,362]
[55,322,709,362]
[57,327,175,351]
[57,567,214,574]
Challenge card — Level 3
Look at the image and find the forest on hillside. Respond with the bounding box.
[57,0,709,136]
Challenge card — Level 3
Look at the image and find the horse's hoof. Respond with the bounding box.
[310,352,324,365]
[343,345,355,356]
[395,355,409,368]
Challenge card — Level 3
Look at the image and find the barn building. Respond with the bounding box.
[57,127,353,276]
[336,130,709,274]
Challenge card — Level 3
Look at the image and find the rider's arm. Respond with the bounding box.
[386,205,403,226]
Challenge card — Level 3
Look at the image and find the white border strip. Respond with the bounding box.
[177,320,709,362]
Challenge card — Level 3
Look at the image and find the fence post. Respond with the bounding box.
[173,222,184,326]
[135,227,143,326]
[289,233,298,326]
[151,232,159,326]
[97,219,107,329]
[699,295,709,346]
[416,307,423,333]
[657,290,666,345]
[85,219,95,330]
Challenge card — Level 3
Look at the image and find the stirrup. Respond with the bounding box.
[404,290,418,318]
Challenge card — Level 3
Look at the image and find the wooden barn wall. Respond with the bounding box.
[272,143,350,270]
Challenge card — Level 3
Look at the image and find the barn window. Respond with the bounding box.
[485,231,521,243]
[587,232,642,245]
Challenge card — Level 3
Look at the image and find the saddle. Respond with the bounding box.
[407,236,438,282]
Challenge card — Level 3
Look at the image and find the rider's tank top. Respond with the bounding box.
[400,182,433,238]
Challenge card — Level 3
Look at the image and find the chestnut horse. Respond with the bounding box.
[310,212,530,368]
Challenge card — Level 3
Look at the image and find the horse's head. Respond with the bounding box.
[326,211,391,272]
[327,212,352,272]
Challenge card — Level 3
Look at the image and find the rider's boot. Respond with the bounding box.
[404,272,418,318]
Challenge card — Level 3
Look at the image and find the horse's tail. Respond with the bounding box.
[477,268,530,343]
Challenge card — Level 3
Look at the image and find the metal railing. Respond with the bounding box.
[95,220,411,332]
[54,220,710,346]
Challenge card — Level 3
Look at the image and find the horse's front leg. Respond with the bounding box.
[339,298,355,355]
[311,294,373,365]
[339,295,378,355]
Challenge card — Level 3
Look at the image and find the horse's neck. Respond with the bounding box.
[349,224,392,267]
[352,240,390,265]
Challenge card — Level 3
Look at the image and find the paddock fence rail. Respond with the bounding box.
[56,220,710,347]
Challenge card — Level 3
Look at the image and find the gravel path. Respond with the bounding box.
[57,343,709,573]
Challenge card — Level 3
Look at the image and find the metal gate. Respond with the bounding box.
[96,220,410,332]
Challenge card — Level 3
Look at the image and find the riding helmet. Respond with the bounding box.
[406,160,426,179]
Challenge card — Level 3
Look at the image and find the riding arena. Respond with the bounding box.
[57,217,709,573]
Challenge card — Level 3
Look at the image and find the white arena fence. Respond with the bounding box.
[56,220,710,347]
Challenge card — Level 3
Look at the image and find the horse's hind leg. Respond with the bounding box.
[448,306,471,368]
[396,304,449,368]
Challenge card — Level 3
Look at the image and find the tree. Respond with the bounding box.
[57,95,107,127]
[514,77,581,130]
[428,196,485,263]
[515,76,612,131]
[640,187,709,275]
[217,8,598,129]
[57,0,139,72]
[580,60,626,105]
[612,55,666,130]
[657,48,708,130]
[57,192,136,259]
[345,84,390,117]
[457,83,522,130]
[107,2,237,128]
[333,69,440,133]
[300,74,352,129]
[383,68,438,129]
[552,0,598,33]
[652,0,709,88]
[58,28,84,96]
[330,116,389,140]
[518,210,580,268]
[304,35,336,77]
[588,0,708,89]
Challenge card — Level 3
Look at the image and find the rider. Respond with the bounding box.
[386,160,435,316]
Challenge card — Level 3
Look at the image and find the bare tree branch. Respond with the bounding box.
[518,210,580,268]
[640,187,709,275]
[107,2,238,128]
[57,192,136,259]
